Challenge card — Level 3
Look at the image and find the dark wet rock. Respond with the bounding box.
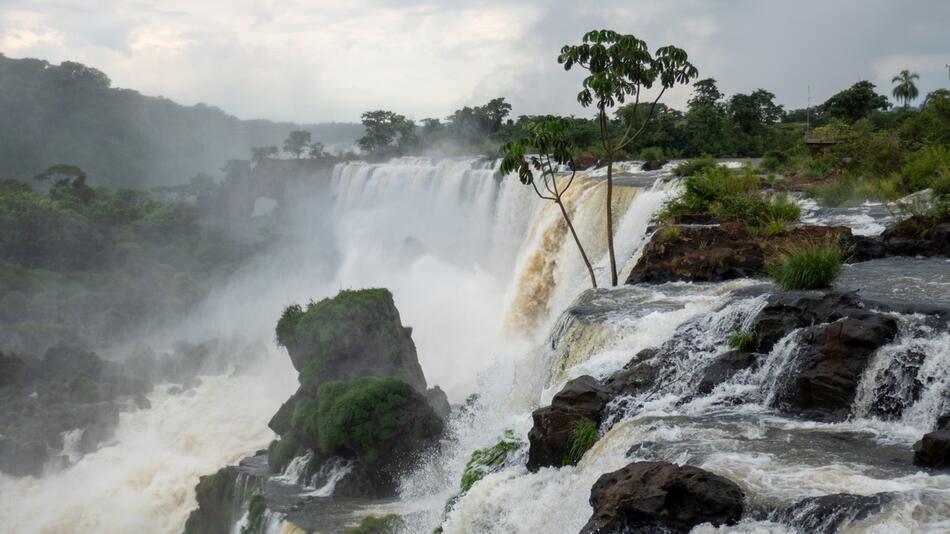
[750,291,874,353]
[580,461,744,534]
[864,349,926,419]
[641,159,669,171]
[425,386,451,420]
[914,413,950,468]
[575,153,599,170]
[0,352,25,386]
[771,315,898,421]
[604,349,661,397]
[880,215,950,258]
[697,350,757,394]
[626,223,853,284]
[773,492,892,534]
[527,375,612,472]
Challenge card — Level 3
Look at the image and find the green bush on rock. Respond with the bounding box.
[459,429,523,493]
[345,515,402,534]
[769,244,843,290]
[728,331,757,352]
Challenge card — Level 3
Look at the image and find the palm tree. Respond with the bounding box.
[892,70,920,109]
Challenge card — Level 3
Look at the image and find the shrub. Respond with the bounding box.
[760,150,788,172]
[345,515,401,534]
[316,377,417,466]
[661,226,682,240]
[639,146,665,161]
[267,435,301,473]
[728,331,756,352]
[764,194,801,225]
[803,158,832,178]
[769,244,843,290]
[673,157,717,177]
[563,419,599,466]
[245,494,267,533]
[459,429,522,493]
[902,145,950,192]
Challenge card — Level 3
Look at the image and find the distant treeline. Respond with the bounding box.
[0,55,363,188]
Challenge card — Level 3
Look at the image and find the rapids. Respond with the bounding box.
[2,157,948,534]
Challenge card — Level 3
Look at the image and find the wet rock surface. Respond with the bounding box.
[580,461,744,534]
[914,413,950,469]
[527,375,612,472]
[772,492,893,534]
[626,223,852,284]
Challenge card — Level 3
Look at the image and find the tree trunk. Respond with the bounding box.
[605,151,618,286]
[557,199,597,289]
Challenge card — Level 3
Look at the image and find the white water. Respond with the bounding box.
[5,155,947,534]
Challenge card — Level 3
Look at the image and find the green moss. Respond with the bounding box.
[316,377,415,465]
[563,419,599,466]
[728,331,756,352]
[673,157,717,177]
[769,244,843,290]
[459,429,522,493]
[243,494,267,534]
[345,515,401,534]
[267,435,301,473]
[660,226,682,240]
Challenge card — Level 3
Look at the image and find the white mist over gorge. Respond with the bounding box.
[1,2,949,534]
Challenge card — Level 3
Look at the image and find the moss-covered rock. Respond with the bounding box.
[275,289,427,393]
[459,429,522,493]
[184,462,267,534]
[345,514,403,534]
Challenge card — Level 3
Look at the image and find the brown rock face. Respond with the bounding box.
[625,223,852,285]
[580,461,744,534]
[526,375,612,472]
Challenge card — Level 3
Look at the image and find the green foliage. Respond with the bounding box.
[661,226,682,239]
[267,435,301,473]
[901,145,950,192]
[283,130,312,159]
[892,70,920,109]
[345,515,402,534]
[662,166,800,230]
[728,331,756,352]
[459,429,523,493]
[243,494,267,534]
[564,418,599,466]
[823,81,891,123]
[673,157,717,177]
[639,147,665,161]
[357,111,417,159]
[315,377,415,466]
[769,244,843,290]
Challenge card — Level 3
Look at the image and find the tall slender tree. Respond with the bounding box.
[500,119,597,288]
[558,30,697,285]
[892,70,920,109]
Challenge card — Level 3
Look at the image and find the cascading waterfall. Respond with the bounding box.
[4,155,947,534]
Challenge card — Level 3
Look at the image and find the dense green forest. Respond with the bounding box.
[0,54,363,188]
[0,171,261,353]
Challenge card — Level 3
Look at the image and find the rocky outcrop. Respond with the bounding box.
[626,223,852,284]
[276,288,428,393]
[641,159,669,171]
[914,413,950,469]
[0,345,151,477]
[603,349,661,397]
[183,456,268,534]
[878,214,950,258]
[773,492,892,534]
[580,461,744,534]
[749,291,872,353]
[267,289,446,497]
[696,350,756,394]
[527,375,611,471]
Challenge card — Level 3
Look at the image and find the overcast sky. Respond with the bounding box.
[2,0,948,123]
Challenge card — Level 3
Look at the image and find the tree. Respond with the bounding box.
[500,119,597,288]
[35,164,94,203]
[251,146,279,165]
[357,110,417,159]
[823,81,890,123]
[283,130,312,159]
[892,70,920,109]
[308,142,326,159]
[688,78,723,109]
[445,98,512,148]
[728,89,783,134]
[558,30,698,285]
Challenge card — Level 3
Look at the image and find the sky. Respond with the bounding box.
[1,0,948,123]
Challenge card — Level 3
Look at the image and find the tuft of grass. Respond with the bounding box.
[563,419,599,466]
[769,244,843,290]
[661,226,682,240]
[728,331,756,352]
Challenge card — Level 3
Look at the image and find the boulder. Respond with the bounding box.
[771,315,898,421]
[879,215,950,258]
[604,349,661,397]
[773,493,892,534]
[696,350,757,394]
[527,375,612,471]
[425,386,451,420]
[750,291,872,353]
[641,159,669,171]
[913,413,950,468]
[626,223,852,285]
[275,288,428,394]
[580,461,744,534]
